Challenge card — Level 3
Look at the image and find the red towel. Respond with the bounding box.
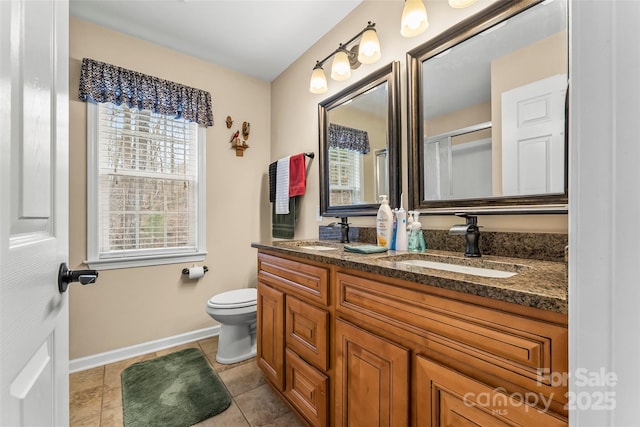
[288,153,306,197]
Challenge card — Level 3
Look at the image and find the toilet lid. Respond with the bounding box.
[208,288,257,309]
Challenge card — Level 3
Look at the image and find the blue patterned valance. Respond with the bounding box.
[79,58,214,127]
[328,123,370,154]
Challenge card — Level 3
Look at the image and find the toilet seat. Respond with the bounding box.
[207,288,257,309]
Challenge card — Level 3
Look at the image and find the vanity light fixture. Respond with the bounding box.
[309,22,381,94]
[448,0,478,8]
[358,26,382,64]
[401,0,429,37]
[401,0,479,38]
[331,48,352,81]
[310,64,328,94]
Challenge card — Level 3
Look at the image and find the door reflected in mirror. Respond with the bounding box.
[319,62,400,216]
[408,0,568,212]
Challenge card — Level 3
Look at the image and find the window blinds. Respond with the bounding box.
[328,148,363,206]
[97,103,198,256]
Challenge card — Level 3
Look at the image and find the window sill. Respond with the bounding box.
[85,252,207,270]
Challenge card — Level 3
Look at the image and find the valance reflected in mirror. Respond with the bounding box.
[319,61,400,216]
[407,0,568,212]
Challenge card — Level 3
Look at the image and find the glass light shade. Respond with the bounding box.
[401,0,429,37]
[357,29,381,65]
[331,50,351,81]
[448,0,478,8]
[309,67,328,94]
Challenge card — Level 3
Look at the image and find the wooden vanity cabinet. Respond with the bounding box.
[257,253,330,427]
[335,269,569,426]
[256,250,568,427]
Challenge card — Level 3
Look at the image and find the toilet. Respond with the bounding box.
[206,288,258,364]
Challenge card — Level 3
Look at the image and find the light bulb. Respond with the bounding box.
[401,0,429,37]
[309,66,327,94]
[331,50,351,81]
[357,29,381,65]
[449,0,478,8]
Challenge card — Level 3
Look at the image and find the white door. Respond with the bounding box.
[1,1,70,426]
[501,74,567,196]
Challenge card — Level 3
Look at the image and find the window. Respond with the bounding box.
[328,147,363,205]
[86,102,206,269]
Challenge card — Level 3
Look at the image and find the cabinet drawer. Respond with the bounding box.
[284,349,328,427]
[258,253,329,306]
[416,355,567,426]
[336,271,567,404]
[286,296,329,371]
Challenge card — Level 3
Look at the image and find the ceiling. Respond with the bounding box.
[69,0,364,82]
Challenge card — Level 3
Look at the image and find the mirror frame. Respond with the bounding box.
[406,0,568,214]
[319,61,401,217]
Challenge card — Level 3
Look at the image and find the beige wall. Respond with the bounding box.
[271,0,567,234]
[69,18,271,359]
[426,101,492,145]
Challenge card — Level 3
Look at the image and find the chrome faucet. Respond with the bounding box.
[328,216,350,243]
[449,213,481,257]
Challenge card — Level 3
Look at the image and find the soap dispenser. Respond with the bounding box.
[376,195,393,248]
[408,211,426,252]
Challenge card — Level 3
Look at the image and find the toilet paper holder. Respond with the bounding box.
[182,266,209,275]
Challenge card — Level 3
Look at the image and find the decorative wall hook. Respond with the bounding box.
[230,129,249,156]
[242,121,250,141]
[225,116,233,129]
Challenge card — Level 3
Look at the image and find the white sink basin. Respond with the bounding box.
[397,259,517,278]
[299,245,338,251]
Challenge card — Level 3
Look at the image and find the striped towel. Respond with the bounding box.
[275,156,290,214]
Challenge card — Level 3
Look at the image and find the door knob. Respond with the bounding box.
[58,263,99,293]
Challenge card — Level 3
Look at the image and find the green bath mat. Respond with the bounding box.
[121,348,231,427]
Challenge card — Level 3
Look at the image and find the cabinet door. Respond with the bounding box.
[335,319,409,427]
[415,355,567,427]
[257,282,285,390]
[286,296,329,370]
[284,349,328,427]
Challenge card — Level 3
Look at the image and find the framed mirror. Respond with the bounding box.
[407,0,568,213]
[319,61,400,216]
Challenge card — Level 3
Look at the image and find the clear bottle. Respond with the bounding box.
[415,211,426,251]
[376,195,393,248]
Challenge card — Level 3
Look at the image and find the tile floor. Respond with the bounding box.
[69,337,306,427]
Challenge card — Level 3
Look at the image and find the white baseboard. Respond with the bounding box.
[69,326,220,373]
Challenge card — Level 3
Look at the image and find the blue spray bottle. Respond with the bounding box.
[394,196,407,251]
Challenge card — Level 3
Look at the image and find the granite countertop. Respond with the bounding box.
[251,240,568,314]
